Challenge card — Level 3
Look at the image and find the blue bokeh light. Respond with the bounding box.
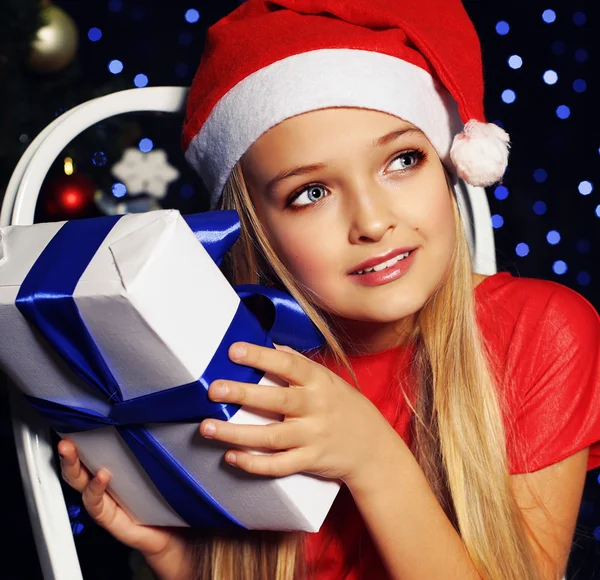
[496,21,510,35]
[180,184,195,198]
[508,55,523,69]
[67,504,81,518]
[573,79,587,93]
[494,185,510,200]
[92,151,107,167]
[179,31,193,46]
[175,63,189,78]
[542,9,556,23]
[134,73,148,88]
[551,40,565,55]
[108,0,123,12]
[108,59,124,74]
[491,214,504,229]
[573,12,587,26]
[139,138,154,153]
[543,70,558,85]
[556,105,570,119]
[579,181,594,196]
[533,168,548,183]
[575,48,589,62]
[516,243,530,257]
[112,182,127,198]
[533,201,547,215]
[88,27,102,42]
[596,205,600,218]
[546,230,561,245]
[577,272,591,287]
[577,239,591,253]
[185,9,201,23]
[502,89,516,104]
[595,527,600,541]
[71,522,85,536]
[553,260,568,275]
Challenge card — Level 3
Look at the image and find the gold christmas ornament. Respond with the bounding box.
[27,4,79,74]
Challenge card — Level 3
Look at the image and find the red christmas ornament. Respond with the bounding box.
[40,173,98,220]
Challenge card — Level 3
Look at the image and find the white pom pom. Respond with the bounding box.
[450,120,510,187]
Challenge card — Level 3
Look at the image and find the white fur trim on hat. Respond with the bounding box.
[450,120,510,187]
[185,49,463,207]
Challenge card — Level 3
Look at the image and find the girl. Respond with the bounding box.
[58,1,600,579]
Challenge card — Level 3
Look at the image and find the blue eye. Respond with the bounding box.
[291,184,329,207]
[388,150,423,172]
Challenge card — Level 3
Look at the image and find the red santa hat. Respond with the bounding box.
[182,0,510,207]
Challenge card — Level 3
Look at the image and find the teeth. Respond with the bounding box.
[356,252,410,275]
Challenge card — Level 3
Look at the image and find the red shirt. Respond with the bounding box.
[305,272,600,579]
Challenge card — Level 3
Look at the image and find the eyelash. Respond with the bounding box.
[286,148,428,209]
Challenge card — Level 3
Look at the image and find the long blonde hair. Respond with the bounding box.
[190,163,541,579]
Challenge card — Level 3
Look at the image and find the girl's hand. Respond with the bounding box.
[199,342,396,485]
[58,440,191,579]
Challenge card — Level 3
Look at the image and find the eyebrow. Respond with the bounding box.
[265,127,424,193]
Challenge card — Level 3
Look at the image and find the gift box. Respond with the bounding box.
[0,209,340,532]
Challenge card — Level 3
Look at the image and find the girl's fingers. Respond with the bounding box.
[58,439,92,493]
[229,342,315,386]
[208,380,307,416]
[81,468,118,529]
[200,419,304,450]
[225,448,311,478]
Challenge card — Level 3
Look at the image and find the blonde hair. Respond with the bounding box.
[190,163,541,579]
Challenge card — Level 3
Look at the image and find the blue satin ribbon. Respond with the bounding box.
[15,211,323,529]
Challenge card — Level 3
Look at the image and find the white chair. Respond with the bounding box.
[2,86,496,579]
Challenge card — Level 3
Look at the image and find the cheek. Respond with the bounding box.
[262,214,341,287]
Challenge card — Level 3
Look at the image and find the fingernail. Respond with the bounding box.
[210,382,228,401]
[226,452,237,464]
[229,343,246,361]
[203,422,216,438]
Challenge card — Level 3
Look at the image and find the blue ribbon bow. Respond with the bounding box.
[15,211,323,529]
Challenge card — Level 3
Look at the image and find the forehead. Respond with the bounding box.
[241,108,419,175]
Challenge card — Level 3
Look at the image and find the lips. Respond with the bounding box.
[349,247,418,275]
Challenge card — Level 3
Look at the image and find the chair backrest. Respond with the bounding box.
[2,86,496,580]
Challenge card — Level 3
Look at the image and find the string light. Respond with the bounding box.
[516,243,530,257]
[578,181,594,196]
[139,138,154,153]
[63,157,74,176]
[491,214,504,229]
[112,183,127,198]
[134,74,149,88]
[533,201,547,215]
[553,260,568,275]
[546,230,561,245]
[88,27,102,42]
[502,89,516,104]
[556,105,570,119]
[533,169,548,183]
[495,21,510,35]
[577,272,591,286]
[543,70,558,85]
[508,55,523,69]
[494,185,510,200]
[108,59,124,74]
[573,79,587,93]
[542,9,557,23]
[185,9,201,23]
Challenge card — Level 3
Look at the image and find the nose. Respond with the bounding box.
[347,188,397,245]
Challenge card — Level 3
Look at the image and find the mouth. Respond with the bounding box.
[349,248,418,275]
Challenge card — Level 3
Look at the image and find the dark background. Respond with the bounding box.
[0,0,599,577]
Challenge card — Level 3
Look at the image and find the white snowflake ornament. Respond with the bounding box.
[111,148,180,199]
